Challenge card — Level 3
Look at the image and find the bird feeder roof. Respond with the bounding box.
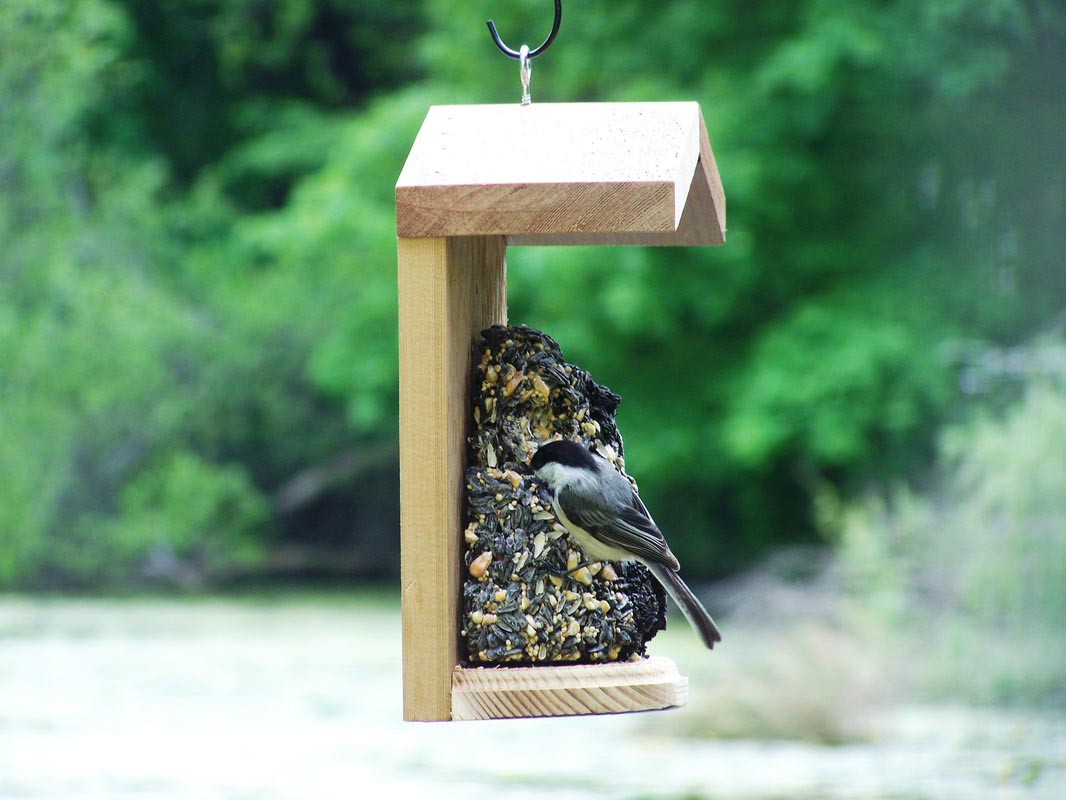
[396,102,725,246]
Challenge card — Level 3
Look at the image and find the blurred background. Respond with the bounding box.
[1,0,1063,797]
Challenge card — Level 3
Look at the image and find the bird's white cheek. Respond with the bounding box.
[536,462,592,488]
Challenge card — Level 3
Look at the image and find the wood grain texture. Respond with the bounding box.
[451,656,688,721]
[398,236,507,721]
[693,105,727,244]
[509,107,725,247]
[396,103,725,245]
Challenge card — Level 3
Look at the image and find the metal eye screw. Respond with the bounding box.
[486,1,562,105]
[519,45,532,106]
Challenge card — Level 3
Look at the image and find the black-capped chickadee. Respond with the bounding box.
[530,440,721,649]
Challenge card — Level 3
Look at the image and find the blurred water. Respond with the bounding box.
[0,594,1062,800]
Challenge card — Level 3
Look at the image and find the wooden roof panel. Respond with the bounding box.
[396,102,724,246]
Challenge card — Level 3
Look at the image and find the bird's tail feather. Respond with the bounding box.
[647,563,721,650]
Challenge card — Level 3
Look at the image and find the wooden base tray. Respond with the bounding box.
[451,656,688,721]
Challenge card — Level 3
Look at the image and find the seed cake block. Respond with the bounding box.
[462,325,667,664]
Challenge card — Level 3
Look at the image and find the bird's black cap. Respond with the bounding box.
[530,440,599,471]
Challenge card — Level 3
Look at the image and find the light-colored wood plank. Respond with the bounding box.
[508,117,725,246]
[396,103,724,244]
[451,656,688,721]
[398,236,507,721]
[693,105,726,244]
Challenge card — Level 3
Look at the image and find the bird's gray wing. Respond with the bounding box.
[556,482,678,568]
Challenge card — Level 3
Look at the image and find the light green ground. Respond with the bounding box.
[0,592,1062,800]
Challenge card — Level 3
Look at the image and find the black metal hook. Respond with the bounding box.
[486,0,562,60]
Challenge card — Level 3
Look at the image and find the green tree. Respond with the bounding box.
[1,0,1062,586]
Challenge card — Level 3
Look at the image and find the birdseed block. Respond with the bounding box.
[462,324,666,664]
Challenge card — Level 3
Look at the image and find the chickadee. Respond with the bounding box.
[530,440,721,649]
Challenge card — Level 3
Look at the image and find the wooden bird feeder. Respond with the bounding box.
[396,101,725,722]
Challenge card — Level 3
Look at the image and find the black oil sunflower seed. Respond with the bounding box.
[460,325,666,665]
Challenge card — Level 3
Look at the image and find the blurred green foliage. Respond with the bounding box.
[0,0,1062,586]
[839,360,1066,706]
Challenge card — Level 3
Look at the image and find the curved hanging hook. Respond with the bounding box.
[487,0,562,60]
